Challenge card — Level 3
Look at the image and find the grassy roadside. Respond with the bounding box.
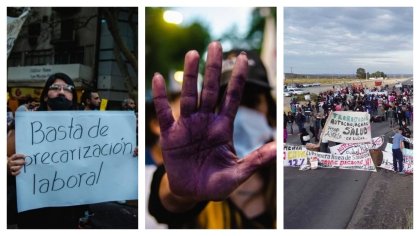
[284,77,407,87]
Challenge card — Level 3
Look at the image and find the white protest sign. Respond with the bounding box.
[329,136,384,155]
[322,111,371,143]
[306,151,337,168]
[307,150,376,172]
[284,145,307,167]
[403,149,413,174]
[380,151,394,171]
[371,136,385,149]
[336,151,376,172]
[380,147,413,174]
[15,111,138,212]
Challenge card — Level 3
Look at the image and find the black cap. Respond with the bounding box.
[221,49,271,89]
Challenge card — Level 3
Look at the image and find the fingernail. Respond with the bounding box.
[240,51,247,56]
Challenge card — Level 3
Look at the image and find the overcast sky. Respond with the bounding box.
[284,7,413,75]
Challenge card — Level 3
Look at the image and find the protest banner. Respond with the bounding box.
[329,136,384,155]
[306,151,336,168]
[380,151,394,171]
[381,144,413,174]
[15,111,138,212]
[322,111,371,143]
[307,150,376,172]
[284,145,307,167]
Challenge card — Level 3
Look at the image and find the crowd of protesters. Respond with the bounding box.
[284,82,413,149]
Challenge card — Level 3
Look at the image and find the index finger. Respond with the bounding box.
[219,52,248,121]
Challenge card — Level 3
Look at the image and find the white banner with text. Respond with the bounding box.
[15,111,138,212]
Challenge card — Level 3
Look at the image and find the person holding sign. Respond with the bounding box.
[148,42,276,228]
[7,73,86,228]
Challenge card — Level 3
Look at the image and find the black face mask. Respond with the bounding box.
[47,95,73,110]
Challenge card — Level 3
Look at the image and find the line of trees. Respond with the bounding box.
[356,68,387,79]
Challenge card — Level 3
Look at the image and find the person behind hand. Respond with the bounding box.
[148,41,276,229]
[7,73,85,229]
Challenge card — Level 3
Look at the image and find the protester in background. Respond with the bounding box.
[122,98,137,111]
[148,42,276,228]
[401,122,412,149]
[388,104,396,127]
[313,113,322,142]
[295,108,305,133]
[309,112,317,141]
[286,111,295,135]
[81,88,101,110]
[396,105,405,128]
[7,72,86,229]
[391,127,405,175]
[15,95,37,112]
[304,102,312,123]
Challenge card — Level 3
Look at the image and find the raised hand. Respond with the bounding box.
[152,41,276,202]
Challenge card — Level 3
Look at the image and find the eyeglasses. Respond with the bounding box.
[49,84,74,93]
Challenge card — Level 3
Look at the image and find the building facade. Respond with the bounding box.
[7,7,138,111]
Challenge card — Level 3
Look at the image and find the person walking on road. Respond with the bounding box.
[286,111,295,135]
[295,109,305,133]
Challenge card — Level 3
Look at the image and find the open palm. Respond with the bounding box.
[152,42,276,202]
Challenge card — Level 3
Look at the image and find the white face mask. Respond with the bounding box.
[233,106,275,158]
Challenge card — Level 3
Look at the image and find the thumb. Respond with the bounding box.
[236,141,276,179]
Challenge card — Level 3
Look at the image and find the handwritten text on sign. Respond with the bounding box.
[329,136,384,155]
[323,111,371,143]
[15,111,138,212]
[284,145,307,167]
[307,150,376,172]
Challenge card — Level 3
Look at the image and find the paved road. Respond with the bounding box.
[284,115,398,229]
[284,167,370,229]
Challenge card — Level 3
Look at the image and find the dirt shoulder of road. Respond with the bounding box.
[346,168,413,229]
